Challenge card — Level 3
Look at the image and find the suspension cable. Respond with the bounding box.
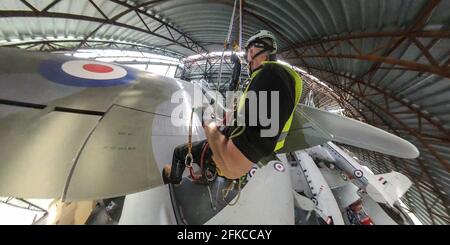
[215,0,238,113]
[239,0,243,52]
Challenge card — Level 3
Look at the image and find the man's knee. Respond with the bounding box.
[168,140,208,184]
[173,143,189,161]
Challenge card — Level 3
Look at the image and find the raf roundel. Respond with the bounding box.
[248,167,258,178]
[311,197,318,206]
[273,162,285,172]
[354,169,364,178]
[39,59,137,87]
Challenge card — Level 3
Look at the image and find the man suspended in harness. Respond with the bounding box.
[228,53,242,92]
[162,30,303,185]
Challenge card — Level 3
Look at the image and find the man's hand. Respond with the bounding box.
[203,121,253,179]
[203,120,220,138]
[203,121,225,170]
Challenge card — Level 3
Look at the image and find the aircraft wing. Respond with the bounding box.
[205,161,295,225]
[280,105,420,159]
[0,48,205,201]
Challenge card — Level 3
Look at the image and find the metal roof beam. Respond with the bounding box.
[212,0,295,48]
[76,0,164,49]
[19,0,38,12]
[281,0,446,80]
[357,0,441,82]
[88,0,110,21]
[416,158,450,215]
[0,2,207,54]
[106,0,207,53]
[287,50,450,79]
[41,0,63,13]
[281,30,450,52]
[298,65,449,178]
[0,39,184,58]
[323,75,450,172]
[302,66,449,138]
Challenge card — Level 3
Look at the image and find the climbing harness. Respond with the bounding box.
[185,108,218,183]
[185,108,202,181]
[222,178,242,206]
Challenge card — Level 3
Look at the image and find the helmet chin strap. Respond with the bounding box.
[248,49,270,75]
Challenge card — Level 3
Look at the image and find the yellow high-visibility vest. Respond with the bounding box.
[237,61,303,152]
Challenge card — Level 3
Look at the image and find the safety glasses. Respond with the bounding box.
[244,41,271,62]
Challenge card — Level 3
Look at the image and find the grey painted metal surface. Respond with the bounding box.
[119,185,177,225]
[205,161,294,225]
[64,106,162,201]
[0,48,205,201]
[0,109,100,199]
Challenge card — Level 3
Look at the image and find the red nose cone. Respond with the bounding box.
[83,64,114,73]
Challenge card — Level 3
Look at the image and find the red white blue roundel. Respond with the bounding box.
[274,162,285,172]
[354,169,364,178]
[311,197,318,206]
[248,167,258,178]
[39,59,136,87]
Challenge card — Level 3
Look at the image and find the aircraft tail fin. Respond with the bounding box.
[366,172,412,206]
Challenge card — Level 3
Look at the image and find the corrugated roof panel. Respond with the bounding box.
[48,0,100,18]
[0,0,36,11]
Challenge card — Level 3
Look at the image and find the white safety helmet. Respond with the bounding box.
[245,30,278,55]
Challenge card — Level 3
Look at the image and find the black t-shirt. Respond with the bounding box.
[225,63,296,163]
